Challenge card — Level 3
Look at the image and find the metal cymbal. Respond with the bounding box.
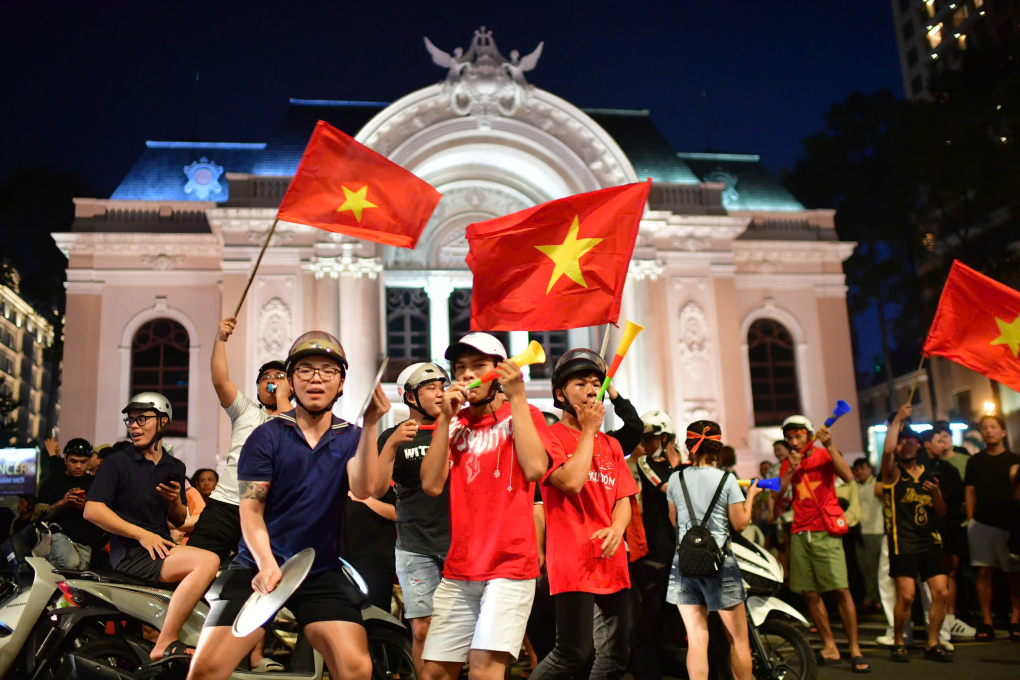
[232,548,315,637]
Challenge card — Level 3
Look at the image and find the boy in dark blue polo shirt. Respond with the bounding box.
[188,331,390,680]
[85,392,220,661]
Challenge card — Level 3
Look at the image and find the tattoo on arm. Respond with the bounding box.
[238,481,270,504]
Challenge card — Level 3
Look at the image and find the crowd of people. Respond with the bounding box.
[5,317,1020,680]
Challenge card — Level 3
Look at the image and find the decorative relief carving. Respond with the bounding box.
[140,254,185,270]
[678,301,710,382]
[258,298,292,368]
[627,260,665,281]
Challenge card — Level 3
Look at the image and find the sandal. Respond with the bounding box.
[890,645,909,663]
[815,651,840,666]
[1010,622,1020,643]
[923,645,953,663]
[160,640,195,659]
[974,622,996,642]
[852,655,871,673]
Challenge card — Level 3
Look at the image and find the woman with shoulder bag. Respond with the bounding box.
[666,420,761,680]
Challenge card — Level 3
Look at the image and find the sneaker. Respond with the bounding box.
[877,628,914,647]
[944,614,976,640]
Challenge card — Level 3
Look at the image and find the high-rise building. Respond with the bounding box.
[892,0,1017,99]
[0,281,57,445]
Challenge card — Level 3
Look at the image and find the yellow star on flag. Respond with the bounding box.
[794,476,822,502]
[991,314,1020,358]
[534,216,603,294]
[336,185,377,223]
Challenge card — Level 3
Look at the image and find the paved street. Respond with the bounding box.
[811,610,1020,679]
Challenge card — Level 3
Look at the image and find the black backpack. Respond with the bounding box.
[675,469,731,579]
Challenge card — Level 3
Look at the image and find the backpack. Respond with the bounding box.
[675,469,731,579]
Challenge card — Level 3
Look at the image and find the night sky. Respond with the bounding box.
[3,0,902,369]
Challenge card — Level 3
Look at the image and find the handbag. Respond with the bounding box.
[801,463,848,537]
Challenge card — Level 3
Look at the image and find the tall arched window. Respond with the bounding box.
[130,318,189,436]
[386,288,431,382]
[747,318,800,427]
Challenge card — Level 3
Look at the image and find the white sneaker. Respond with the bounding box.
[877,628,914,647]
[944,614,976,639]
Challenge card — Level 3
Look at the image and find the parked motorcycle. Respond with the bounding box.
[0,525,413,680]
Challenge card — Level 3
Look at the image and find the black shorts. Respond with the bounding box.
[187,497,241,565]
[114,545,166,584]
[889,545,948,582]
[204,565,366,629]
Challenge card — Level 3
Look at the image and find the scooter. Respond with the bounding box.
[0,525,413,680]
[632,532,816,680]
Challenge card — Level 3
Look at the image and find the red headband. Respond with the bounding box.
[686,426,722,455]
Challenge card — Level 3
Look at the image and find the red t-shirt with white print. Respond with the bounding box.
[541,423,640,595]
[444,401,566,581]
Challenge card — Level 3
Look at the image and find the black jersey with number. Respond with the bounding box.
[883,463,942,556]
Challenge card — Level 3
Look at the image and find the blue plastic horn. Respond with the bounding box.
[823,399,852,428]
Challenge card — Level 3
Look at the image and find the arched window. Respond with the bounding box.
[130,318,189,437]
[386,288,431,382]
[747,318,800,427]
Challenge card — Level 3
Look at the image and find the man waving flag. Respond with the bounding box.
[465,181,650,331]
[276,120,441,249]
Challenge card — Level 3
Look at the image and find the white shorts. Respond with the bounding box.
[421,577,536,663]
[968,519,1020,572]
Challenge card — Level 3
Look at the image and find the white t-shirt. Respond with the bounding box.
[208,392,272,506]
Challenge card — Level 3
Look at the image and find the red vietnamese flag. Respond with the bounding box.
[923,260,1020,393]
[466,181,650,331]
[276,121,441,248]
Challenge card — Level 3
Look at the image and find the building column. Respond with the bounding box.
[509,331,530,380]
[424,276,454,365]
[338,272,382,422]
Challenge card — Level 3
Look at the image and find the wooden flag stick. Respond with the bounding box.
[905,354,927,406]
[232,218,279,319]
[599,324,612,360]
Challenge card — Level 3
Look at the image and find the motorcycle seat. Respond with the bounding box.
[52,568,161,588]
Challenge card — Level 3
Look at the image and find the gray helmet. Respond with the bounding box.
[122,392,172,422]
[397,362,450,418]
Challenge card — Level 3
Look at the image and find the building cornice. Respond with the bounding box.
[53,232,223,258]
[732,240,856,273]
[73,197,216,218]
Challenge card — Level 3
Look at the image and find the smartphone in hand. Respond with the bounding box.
[162,472,184,488]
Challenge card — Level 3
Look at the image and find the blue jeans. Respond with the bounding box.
[48,533,92,570]
[394,548,444,619]
[666,553,745,611]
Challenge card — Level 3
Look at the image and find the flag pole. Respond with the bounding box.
[905,354,927,407]
[599,323,612,360]
[232,218,279,319]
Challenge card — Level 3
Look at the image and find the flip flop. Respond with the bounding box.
[974,623,996,642]
[890,645,909,663]
[815,651,840,666]
[923,645,953,663]
[253,658,285,672]
[852,655,871,673]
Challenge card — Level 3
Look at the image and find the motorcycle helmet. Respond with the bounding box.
[551,349,608,416]
[396,362,450,418]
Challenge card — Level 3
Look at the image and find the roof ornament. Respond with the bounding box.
[703,169,739,210]
[183,157,223,200]
[424,27,543,123]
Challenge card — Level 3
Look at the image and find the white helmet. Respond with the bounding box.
[641,410,676,438]
[781,415,813,433]
[396,362,451,400]
[122,392,172,422]
[445,332,508,364]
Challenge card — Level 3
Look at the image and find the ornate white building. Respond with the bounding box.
[56,29,862,476]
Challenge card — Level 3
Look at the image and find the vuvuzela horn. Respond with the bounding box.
[595,320,644,401]
[467,340,547,389]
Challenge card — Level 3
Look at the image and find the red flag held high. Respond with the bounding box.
[276,121,441,248]
[923,260,1020,393]
[465,181,650,331]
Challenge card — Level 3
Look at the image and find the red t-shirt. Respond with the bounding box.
[780,445,843,534]
[444,401,566,581]
[541,424,640,595]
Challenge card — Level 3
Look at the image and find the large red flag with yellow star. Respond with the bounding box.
[465,181,650,331]
[276,121,441,248]
[923,260,1020,393]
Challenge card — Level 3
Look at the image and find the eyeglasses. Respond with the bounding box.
[293,366,341,381]
[123,415,154,427]
[260,372,287,382]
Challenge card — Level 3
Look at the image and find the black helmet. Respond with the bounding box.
[551,348,607,414]
[257,360,287,384]
[63,438,94,459]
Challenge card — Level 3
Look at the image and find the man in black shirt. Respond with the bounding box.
[85,392,220,660]
[374,362,450,677]
[883,406,951,662]
[634,410,680,565]
[37,438,105,569]
[963,413,1020,642]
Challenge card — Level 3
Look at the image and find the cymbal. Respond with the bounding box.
[232,548,315,637]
